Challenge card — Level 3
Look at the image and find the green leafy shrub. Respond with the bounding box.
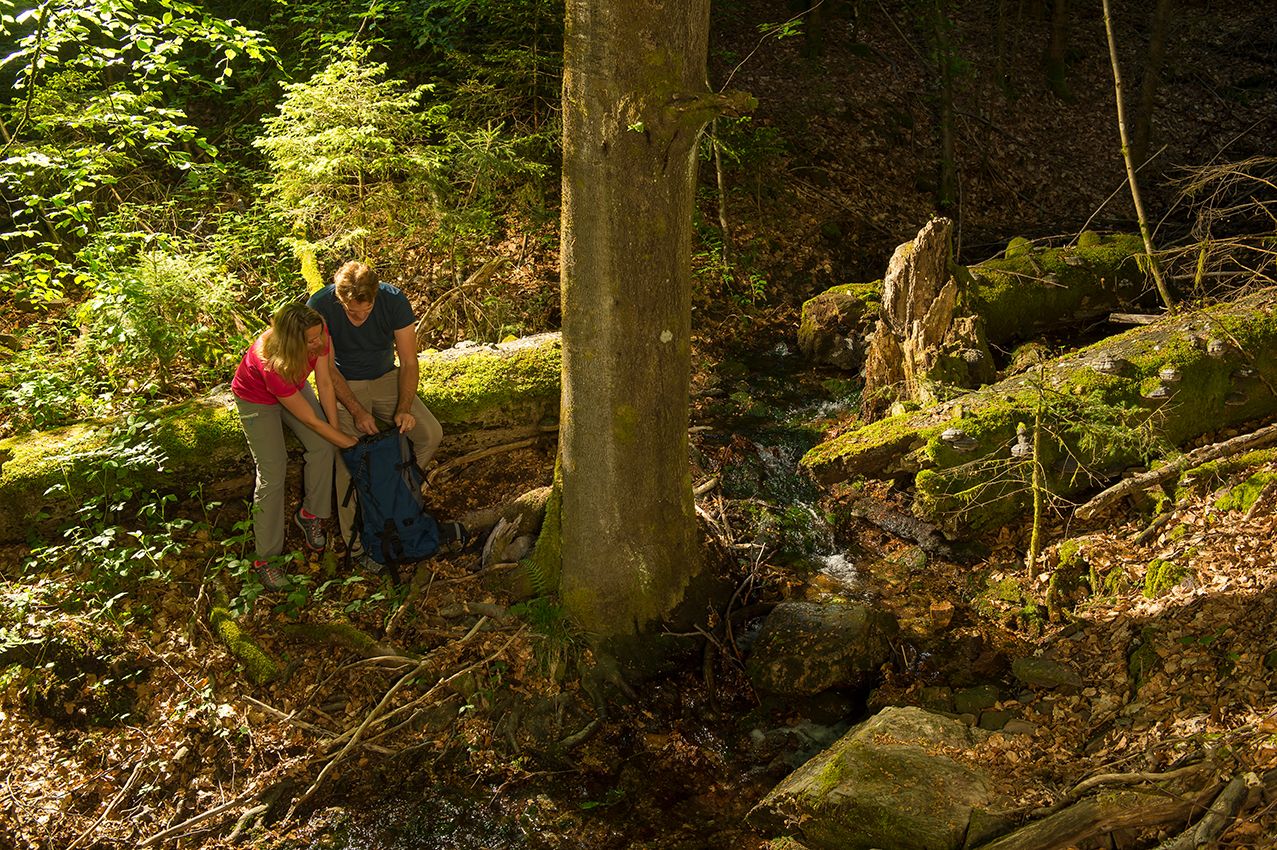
[75,249,251,395]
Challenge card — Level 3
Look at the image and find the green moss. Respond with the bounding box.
[1057,538,1083,568]
[416,335,561,427]
[1213,472,1277,513]
[1004,236,1032,258]
[1143,558,1187,598]
[210,606,279,685]
[1127,628,1159,696]
[799,411,938,479]
[1077,231,1102,248]
[280,621,392,656]
[1187,448,1277,486]
[968,233,1146,343]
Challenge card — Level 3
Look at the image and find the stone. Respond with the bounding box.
[953,685,999,715]
[748,706,1007,850]
[797,283,882,370]
[978,709,1014,731]
[918,685,954,713]
[1011,656,1083,690]
[745,601,898,697]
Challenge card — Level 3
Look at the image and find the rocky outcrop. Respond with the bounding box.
[748,706,1011,850]
[745,601,898,696]
[802,288,1277,534]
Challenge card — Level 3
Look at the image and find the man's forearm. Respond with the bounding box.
[396,361,418,415]
[332,369,365,415]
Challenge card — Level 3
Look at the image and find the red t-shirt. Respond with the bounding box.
[231,327,329,405]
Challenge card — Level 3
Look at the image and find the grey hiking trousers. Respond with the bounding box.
[235,383,336,560]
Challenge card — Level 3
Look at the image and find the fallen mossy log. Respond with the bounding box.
[0,333,561,542]
[279,622,405,660]
[798,230,1148,374]
[971,783,1221,850]
[802,288,1277,534]
[210,605,280,686]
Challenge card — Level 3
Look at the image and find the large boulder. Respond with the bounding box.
[748,706,1007,850]
[745,601,898,696]
[797,282,882,370]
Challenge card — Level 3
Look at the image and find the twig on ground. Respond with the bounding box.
[66,761,144,850]
[1077,421,1277,521]
[426,436,544,487]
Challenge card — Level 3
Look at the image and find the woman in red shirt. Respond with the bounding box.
[232,303,357,589]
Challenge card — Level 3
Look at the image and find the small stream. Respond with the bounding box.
[313,345,888,850]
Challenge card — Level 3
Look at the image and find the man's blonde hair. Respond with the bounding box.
[334,261,379,305]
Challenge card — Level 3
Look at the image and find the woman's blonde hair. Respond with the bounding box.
[334,261,379,305]
[262,303,323,384]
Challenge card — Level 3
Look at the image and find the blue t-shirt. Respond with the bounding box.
[307,283,416,381]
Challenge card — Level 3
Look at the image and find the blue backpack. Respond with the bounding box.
[340,430,439,580]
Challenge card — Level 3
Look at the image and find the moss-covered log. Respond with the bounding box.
[799,231,1149,379]
[802,288,1277,534]
[210,605,280,685]
[0,333,562,542]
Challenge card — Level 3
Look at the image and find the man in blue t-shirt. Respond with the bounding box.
[308,261,443,566]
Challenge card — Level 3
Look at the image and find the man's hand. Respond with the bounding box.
[354,409,379,435]
[394,411,416,434]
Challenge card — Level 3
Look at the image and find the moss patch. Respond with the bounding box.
[1213,472,1277,513]
[1143,558,1187,598]
[417,334,561,428]
[210,606,280,685]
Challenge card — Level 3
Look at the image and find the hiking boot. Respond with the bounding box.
[349,551,382,573]
[294,508,327,552]
[438,520,470,555]
[254,560,288,591]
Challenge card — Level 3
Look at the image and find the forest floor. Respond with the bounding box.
[1,1,1275,848]
[3,407,1277,849]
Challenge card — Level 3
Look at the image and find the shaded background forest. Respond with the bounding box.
[1,0,1274,434]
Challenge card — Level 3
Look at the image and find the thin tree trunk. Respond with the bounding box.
[995,0,1013,97]
[1101,0,1176,313]
[1045,0,1071,100]
[933,0,958,217]
[1131,0,1174,168]
[712,121,732,265]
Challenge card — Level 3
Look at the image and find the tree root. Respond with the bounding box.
[1076,420,1277,521]
[426,434,548,487]
[210,605,279,685]
[1155,772,1263,850]
[972,783,1220,850]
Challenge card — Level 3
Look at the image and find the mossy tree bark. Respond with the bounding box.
[557,0,751,642]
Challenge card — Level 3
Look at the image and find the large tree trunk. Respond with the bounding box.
[556,0,750,643]
[804,288,1277,535]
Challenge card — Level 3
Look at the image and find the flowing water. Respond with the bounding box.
[314,346,881,849]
